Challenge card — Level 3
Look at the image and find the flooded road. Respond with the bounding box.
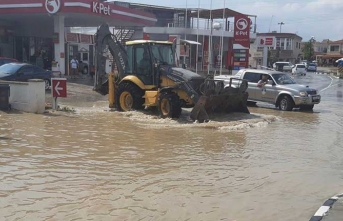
[1,73,343,221]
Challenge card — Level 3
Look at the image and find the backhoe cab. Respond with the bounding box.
[93,23,250,123]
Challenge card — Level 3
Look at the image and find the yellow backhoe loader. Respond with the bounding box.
[93,23,249,123]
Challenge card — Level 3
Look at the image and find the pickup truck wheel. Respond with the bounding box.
[300,104,314,111]
[279,95,294,111]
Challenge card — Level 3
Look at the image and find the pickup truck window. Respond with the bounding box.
[272,73,295,85]
[235,71,242,79]
[243,72,261,83]
[296,64,305,68]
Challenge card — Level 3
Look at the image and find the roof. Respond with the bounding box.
[329,39,343,44]
[257,32,302,40]
[321,54,343,59]
[126,2,189,12]
[0,0,157,27]
[189,8,247,19]
[125,40,172,45]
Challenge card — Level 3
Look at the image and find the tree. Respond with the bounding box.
[302,42,314,60]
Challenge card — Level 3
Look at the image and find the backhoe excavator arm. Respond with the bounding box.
[93,23,128,95]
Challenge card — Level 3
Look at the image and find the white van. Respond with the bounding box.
[292,64,306,76]
[273,62,294,72]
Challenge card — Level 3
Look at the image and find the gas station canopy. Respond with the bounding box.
[189,8,245,19]
[0,0,157,27]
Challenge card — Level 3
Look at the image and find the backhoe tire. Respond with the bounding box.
[116,82,144,112]
[158,92,182,119]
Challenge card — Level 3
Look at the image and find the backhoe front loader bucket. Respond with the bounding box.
[190,79,250,123]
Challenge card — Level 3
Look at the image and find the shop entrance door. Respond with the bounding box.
[78,49,89,75]
[68,45,79,75]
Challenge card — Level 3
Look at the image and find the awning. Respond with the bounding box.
[180,39,201,45]
[189,8,245,19]
[320,54,343,59]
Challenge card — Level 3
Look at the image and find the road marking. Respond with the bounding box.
[320,76,336,92]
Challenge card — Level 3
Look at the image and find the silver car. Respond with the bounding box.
[215,69,321,111]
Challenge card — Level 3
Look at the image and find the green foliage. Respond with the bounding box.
[302,42,314,60]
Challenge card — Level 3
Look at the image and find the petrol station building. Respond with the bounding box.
[0,0,157,75]
[0,0,258,75]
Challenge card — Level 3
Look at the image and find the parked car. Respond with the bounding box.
[307,63,317,72]
[0,57,18,66]
[214,69,321,111]
[273,61,293,72]
[292,64,307,76]
[0,63,53,90]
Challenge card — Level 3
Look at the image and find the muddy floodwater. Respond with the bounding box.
[1,73,343,221]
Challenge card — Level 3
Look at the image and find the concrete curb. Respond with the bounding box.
[315,72,340,79]
[309,193,343,221]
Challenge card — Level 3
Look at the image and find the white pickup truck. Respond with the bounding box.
[214,69,321,111]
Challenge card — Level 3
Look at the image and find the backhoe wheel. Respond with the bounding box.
[116,82,144,111]
[158,92,182,119]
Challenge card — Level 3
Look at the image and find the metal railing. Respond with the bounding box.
[156,18,257,33]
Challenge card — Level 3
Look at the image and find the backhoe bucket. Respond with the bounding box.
[190,80,250,123]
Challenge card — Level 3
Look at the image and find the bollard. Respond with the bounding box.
[0,84,10,111]
[338,66,343,79]
[108,72,115,108]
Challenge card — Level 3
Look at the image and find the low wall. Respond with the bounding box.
[0,79,45,113]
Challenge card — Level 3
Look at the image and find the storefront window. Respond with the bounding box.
[14,36,53,69]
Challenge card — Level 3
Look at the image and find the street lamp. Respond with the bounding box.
[278,22,284,33]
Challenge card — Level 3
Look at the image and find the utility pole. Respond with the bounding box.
[278,22,284,33]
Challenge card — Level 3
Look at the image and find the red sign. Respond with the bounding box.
[52,78,67,98]
[65,33,79,43]
[234,14,250,48]
[257,36,276,47]
[79,34,91,44]
[265,37,274,46]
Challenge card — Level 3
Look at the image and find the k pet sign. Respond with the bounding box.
[45,0,111,16]
[234,14,251,48]
[92,2,111,15]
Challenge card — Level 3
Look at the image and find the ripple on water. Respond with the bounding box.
[0,106,339,221]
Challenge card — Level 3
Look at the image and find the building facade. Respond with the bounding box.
[318,39,343,66]
[118,3,257,72]
[250,32,302,68]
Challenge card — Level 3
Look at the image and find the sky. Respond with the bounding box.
[111,0,343,42]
